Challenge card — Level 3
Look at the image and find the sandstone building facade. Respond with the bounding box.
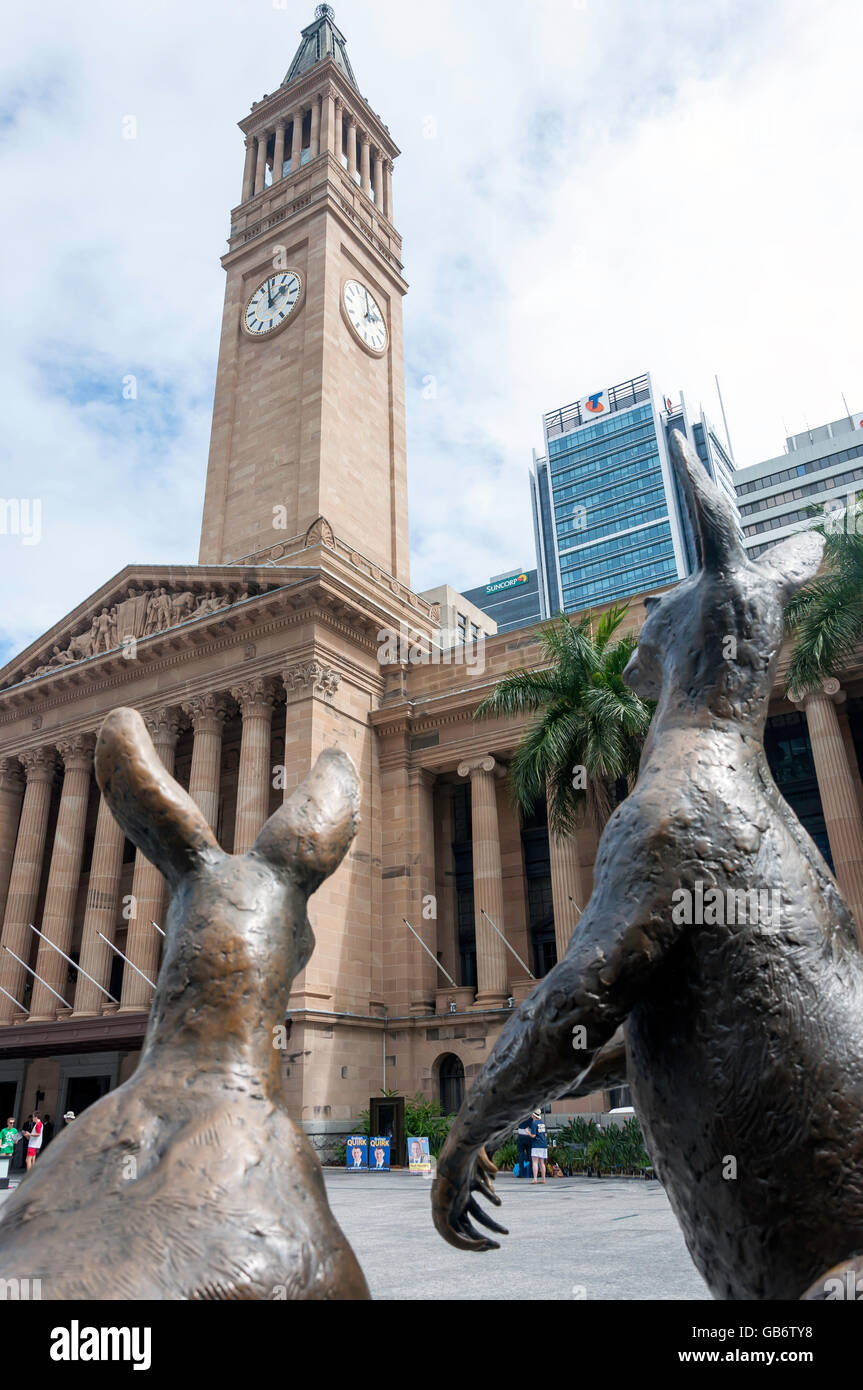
[1,7,862,1153]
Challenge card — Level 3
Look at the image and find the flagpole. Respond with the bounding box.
[1,945,72,1010]
[480,909,535,979]
[96,933,156,990]
[0,982,29,1015]
[403,919,456,985]
[27,924,119,1004]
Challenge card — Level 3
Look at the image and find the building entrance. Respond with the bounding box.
[65,1073,112,1117]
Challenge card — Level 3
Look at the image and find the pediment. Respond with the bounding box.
[0,564,290,694]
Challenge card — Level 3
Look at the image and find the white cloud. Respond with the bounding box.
[1,0,860,649]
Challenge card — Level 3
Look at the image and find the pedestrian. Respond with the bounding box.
[42,1114,54,1147]
[529,1107,548,1185]
[0,1117,21,1187]
[62,1110,76,1128]
[11,1115,31,1172]
[516,1116,533,1178]
[22,1110,44,1172]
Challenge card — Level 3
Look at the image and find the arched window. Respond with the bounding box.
[438,1054,465,1116]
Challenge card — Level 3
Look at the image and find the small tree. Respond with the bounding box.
[475,606,654,836]
[785,500,863,694]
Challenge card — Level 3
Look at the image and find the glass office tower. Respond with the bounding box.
[461,569,542,635]
[531,372,738,617]
[735,411,863,558]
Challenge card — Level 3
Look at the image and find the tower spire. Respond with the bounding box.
[283,5,358,90]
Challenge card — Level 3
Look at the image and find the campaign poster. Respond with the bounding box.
[369,1137,391,1171]
[346,1135,368,1171]
[407,1136,431,1174]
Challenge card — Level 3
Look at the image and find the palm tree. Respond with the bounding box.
[785,499,863,695]
[474,605,654,837]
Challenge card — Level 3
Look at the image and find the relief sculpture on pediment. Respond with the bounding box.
[13,582,258,689]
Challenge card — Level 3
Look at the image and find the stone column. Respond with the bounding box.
[799,679,863,944]
[309,97,320,159]
[291,108,304,170]
[434,783,459,987]
[360,133,371,197]
[457,756,508,1007]
[241,134,256,202]
[231,678,276,854]
[0,760,24,930]
[346,116,357,180]
[183,692,230,832]
[73,791,127,1015]
[0,748,56,1022]
[272,119,286,183]
[320,87,335,156]
[372,149,384,208]
[254,131,268,196]
[549,831,585,964]
[29,734,95,1019]
[838,707,863,816]
[383,160,394,220]
[334,99,344,164]
[120,710,180,1012]
[408,768,438,1012]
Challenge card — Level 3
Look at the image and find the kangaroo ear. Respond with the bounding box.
[757,528,825,599]
[669,429,745,572]
[253,748,359,894]
[95,708,222,888]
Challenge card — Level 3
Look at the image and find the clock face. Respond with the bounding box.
[242,271,303,337]
[342,279,388,354]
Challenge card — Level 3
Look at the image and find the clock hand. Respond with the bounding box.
[267,280,274,309]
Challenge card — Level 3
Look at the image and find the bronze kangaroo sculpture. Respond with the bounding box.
[432,430,863,1301]
[0,708,369,1300]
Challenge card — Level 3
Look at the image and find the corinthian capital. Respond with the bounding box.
[282,661,341,700]
[231,676,277,717]
[19,747,58,782]
[182,692,230,733]
[0,757,24,792]
[143,706,183,746]
[56,732,96,770]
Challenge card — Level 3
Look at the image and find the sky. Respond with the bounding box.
[1,0,861,665]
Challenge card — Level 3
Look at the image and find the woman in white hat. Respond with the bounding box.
[529,1108,548,1184]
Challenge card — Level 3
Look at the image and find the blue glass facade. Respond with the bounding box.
[547,394,680,611]
[531,374,740,616]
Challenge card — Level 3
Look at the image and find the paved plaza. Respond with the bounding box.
[0,1169,711,1300]
[324,1169,711,1300]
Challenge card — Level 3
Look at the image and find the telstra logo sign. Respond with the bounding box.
[578,388,609,418]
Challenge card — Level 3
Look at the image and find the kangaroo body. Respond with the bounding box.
[616,731,863,1299]
[432,430,863,1301]
[0,714,368,1300]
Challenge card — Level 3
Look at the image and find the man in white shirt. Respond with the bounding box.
[23,1110,44,1171]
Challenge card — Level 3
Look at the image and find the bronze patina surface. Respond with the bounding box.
[0,708,369,1300]
[432,430,863,1301]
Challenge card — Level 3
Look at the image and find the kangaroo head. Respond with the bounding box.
[624,430,824,731]
[94,708,359,1067]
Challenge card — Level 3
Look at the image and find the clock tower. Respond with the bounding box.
[199,5,410,585]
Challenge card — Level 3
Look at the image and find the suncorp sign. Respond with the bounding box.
[485,573,529,595]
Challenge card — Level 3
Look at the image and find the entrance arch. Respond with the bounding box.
[437,1053,465,1116]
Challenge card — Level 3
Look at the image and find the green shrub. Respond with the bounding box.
[556,1115,603,1147]
[492,1138,518,1170]
[584,1116,650,1174]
